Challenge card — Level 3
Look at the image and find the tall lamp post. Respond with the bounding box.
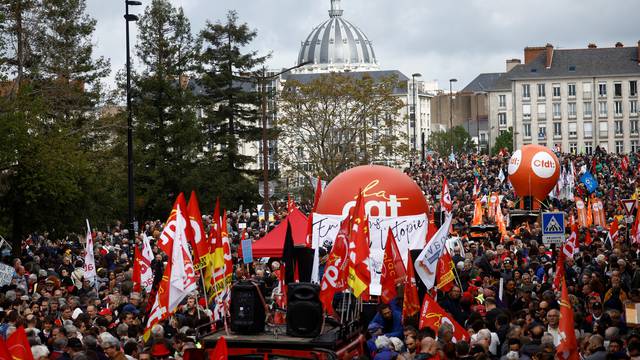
[257,61,312,217]
[125,0,141,241]
[411,73,422,164]
[449,78,457,148]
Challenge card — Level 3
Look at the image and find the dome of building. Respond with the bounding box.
[296,0,379,73]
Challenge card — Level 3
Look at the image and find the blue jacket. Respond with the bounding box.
[369,309,403,339]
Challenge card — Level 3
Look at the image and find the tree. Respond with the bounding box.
[425,126,475,155]
[197,11,268,207]
[277,73,406,182]
[0,0,39,92]
[132,0,202,219]
[491,128,513,155]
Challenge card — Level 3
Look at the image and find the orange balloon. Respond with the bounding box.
[507,145,560,201]
[316,165,428,217]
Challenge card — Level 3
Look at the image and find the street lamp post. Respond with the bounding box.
[257,61,312,217]
[449,78,457,149]
[125,0,141,242]
[411,73,422,164]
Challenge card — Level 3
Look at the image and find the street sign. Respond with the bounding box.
[621,199,636,215]
[542,212,565,245]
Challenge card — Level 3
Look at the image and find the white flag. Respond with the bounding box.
[83,219,97,287]
[498,169,505,183]
[140,234,154,293]
[414,213,453,289]
[168,204,197,312]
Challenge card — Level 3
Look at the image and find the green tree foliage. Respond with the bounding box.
[132,0,202,219]
[491,128,513,155]
[277,73,407,183]
[425,126,476,155]
[197,11,268,208]
[0,0,120,247]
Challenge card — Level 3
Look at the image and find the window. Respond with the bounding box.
[583,82,592,98]
[614,101,623,116]
[568,102,577,117]
[537,103,546,120]
[522,84,530,99]
[523,104,531,119]
[553,84,561,97]
[538,124,547,139]
[537,83,546,98]
[631,100,638,115]
[553,122,562,137]
[523,123,531,137]
[498,113,507,126]
[570,143,577,154]
[632,140,639,153]
[616,141,624,154]
[614,83,622,97]
[568,83,576,97]
[615,120,623,134]
[553,103,561,118]
[499,95,506,107]
[598,101,608,117]
[585,142,593,155]
[569,122,577,138]
[631,81,638,97]
[599,122,608,137]
[584,102,593,117]
[584,122,593,138]
[632,120,639,134]
[599,82,607,97]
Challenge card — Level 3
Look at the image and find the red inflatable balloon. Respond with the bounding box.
[316,165,428,217]
[507,145,560,205]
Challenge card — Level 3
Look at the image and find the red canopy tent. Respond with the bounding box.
[251,207,309,258]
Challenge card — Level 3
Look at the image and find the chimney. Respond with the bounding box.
[615,42,624,48]
[506,59,521,72]
[524,46,546,64]
[179,74,189,90]
[588,43,597,49]
[545,43,554,69]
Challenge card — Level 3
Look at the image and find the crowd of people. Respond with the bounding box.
[2,147,640,360]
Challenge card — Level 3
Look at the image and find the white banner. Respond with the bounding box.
[312,212,428,295]
[0,263,15,287]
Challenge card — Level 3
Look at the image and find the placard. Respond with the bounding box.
[0,263,15,287]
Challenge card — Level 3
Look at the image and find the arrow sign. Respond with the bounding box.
[621,199,636,215]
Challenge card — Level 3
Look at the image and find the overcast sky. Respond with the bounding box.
[88,0,640,91]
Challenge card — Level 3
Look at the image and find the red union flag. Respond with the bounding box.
[557,277,579,360]
[419,292,469,342]
[319,218,349,316]
[435,249,455,292]
[187,191,209,269]
[441,178,453,213]
[380,228,406,303]
[6,327,34,360]
[402,250,420,320]
[347,192,371,298]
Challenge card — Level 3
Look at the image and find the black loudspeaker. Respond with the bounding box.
[286,282,322,338]
[230,281,266,334]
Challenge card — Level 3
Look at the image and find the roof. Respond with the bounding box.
[250,208,308,258]
[283,70,410,95]
[508,46,640,80]
[462,73,505,92]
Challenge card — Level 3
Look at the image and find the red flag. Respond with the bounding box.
[133,245,142,293]
[402,250,420,320]
[557,278,579,360]
[435,249,455,292]
[622,155,629,172]
[584,230,593,246]
[287,194,296,213]
[0,338,12,360]
[562,224,579,259]
[633,203,640,245]
[6,327,34,360]
[419,293,469,342]
[158,193,189,255]
[553,251,566,291]
[319,219,350,316]
[380,229,406,303]
[210,337,228,360]
[187,191,209,268]
[606,218,619,247]
[274,264,287,324]
[305,177,323,248]
[441,178,453,212]
[211,197,221,253]
[426,206,438,243]
[347,192,371,298]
